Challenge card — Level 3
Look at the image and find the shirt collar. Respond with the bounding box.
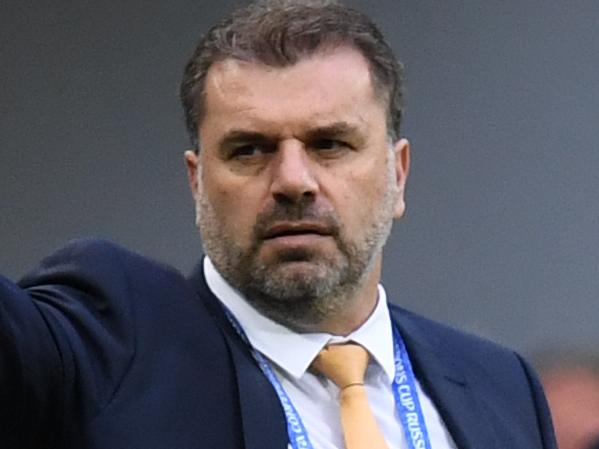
[204,257,395,381]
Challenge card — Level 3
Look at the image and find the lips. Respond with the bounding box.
[262,222,333,240]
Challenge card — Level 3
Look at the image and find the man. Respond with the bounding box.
[0,1,556,448]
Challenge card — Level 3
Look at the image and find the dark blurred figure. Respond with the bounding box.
[537,352,599,449]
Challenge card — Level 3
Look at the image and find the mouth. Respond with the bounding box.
[262,222,334,240]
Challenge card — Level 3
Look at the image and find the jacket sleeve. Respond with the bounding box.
[0,239,137,448]
[0,272,65,448]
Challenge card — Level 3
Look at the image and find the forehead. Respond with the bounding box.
[199,47,387,138]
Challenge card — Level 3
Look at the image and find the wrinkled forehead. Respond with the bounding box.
[208,48,374,100]
[198,47,388,142]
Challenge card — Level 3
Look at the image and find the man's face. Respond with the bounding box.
[186,47,409,331]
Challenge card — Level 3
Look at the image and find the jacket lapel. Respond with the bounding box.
[189,265,288,449]
[225,331,289,449]
[390,307,499,449]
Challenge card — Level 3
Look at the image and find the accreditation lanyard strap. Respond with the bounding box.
[391,323,432,449]
[224,308,432,449]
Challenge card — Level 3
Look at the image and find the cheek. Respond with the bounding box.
[201,173,265,237]
[334,161,390,224]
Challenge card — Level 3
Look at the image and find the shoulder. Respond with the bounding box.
[20,237,179,276]
[18,237,186,293]
[389,303,541,392]
[389,305,557,448]
[390,303,544,407]
[389,303,516,359]
[16,237,201,342]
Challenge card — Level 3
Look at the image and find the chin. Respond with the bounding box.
[268,259,330,281]
[260,257,348,297]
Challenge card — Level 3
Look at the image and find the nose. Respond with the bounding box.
[269,140,319,203]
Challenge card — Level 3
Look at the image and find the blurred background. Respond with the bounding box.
[1,0,598,358]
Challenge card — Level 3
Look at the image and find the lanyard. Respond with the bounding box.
[224,308,432,449]
[391,323,432,449]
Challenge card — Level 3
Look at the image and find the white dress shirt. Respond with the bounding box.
[204,257,456,449]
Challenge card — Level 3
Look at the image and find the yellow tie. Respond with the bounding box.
[311,343,390,449]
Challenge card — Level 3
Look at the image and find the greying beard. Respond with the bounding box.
[197,151,398,331]
[235,224,384,332]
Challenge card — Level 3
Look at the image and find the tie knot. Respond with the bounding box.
[311,343,370,389]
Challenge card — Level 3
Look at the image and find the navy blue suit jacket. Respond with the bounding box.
[0,239,556,449]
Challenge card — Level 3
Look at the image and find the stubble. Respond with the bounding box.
[196,150,398,331]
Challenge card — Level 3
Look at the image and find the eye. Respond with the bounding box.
[229,143,272,159]
[311,138,351,154]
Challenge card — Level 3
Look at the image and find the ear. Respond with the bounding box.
[184,150,200,199]
[392,138,410,219]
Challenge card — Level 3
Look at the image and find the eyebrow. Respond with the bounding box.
[218,121,364,148]
[304,122,363,141]
[219,130,268,146]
